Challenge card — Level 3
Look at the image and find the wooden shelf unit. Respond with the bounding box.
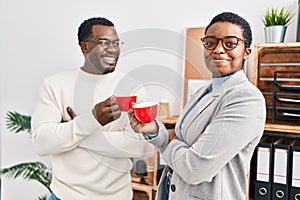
[248,43,300,200]
[131,149,158,200]
[252,42,300,132]
[132,118,177,200]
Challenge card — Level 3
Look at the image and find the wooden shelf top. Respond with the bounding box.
[264,123,300,134]
[255,42,300,48]
[159,116,178,125]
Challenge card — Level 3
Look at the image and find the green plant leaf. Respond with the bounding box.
[0,161,52,193]
[2,111,52,198]
[262,7,295,27]
[5,111,31,134]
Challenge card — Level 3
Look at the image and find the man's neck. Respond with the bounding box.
[81,66,101,75]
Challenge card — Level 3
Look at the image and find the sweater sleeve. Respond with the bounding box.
[79,126,155,158]
[31,79,154,158]
[31,80,101,156]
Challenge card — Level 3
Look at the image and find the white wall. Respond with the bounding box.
[0,0,298,199]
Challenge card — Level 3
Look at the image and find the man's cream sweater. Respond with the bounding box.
[31,68,153,200]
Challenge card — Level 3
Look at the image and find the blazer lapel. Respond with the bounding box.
[175,83,212,140]
[182,89,217,136]
[175,70,248,141]
[182,84,212,117]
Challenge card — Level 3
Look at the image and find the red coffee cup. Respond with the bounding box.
[115,96,137,111]
[132,102,158,123]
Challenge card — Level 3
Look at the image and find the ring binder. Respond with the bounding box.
[290,139,300,200]
[254,136,274,200]
[271,137,291,200]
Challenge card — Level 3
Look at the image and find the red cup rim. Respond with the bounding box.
[115,95,137,98]
[132,101,158,108]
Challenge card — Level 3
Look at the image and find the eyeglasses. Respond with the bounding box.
[200,36,245,50]
[85,38,124,48]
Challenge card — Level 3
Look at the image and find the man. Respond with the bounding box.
[31,17,152,200]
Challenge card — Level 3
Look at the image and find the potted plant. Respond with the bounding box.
[0,111,52,200]
[263,7,295,43]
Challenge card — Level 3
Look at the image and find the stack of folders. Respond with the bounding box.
[254,135,300,200]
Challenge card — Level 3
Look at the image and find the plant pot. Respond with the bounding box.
[265,25,287,43]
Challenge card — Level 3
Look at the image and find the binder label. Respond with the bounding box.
[292,151,300,187]
[257,147,270,182]
[273,148,288,184]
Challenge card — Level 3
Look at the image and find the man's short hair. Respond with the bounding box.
[78,17,114,44]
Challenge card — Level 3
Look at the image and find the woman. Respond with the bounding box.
[128,12,266,200]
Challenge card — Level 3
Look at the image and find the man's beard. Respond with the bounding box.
[90,54,117,74]
[100,67,115,74]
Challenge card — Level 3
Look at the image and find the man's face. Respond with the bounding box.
[81,25,120,74]
[203,22,251,77]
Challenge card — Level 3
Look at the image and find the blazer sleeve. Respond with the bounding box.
[161,86,266,185]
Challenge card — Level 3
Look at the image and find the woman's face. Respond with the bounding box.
[203,22,251,77]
